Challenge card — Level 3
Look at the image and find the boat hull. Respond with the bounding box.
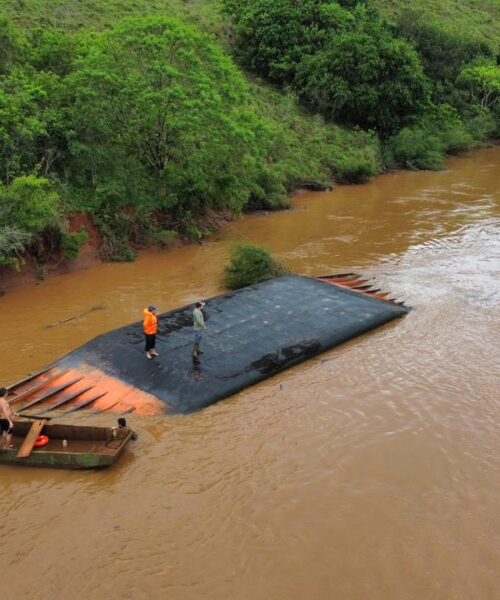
[0,421,134,469]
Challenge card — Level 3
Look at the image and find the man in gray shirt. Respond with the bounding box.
[193,302,207,359]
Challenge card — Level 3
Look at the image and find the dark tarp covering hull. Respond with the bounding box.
[37,275,409,414]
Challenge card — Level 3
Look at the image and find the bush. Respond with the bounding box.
[331,152,379,184]
[94,210,136,262]
[225,1,430,134]
[397,11,493,90]
[0,176,63,266]
[386,105,476,169]
[0,175,60,233]
[464,109,497,141]
[154,229,177,246]
[61,228,89,261]
[386,125,445,170]
[0,225,32,268]
[246,165,289,210]
[0,177,95,268]
[433,105,474,154]
[224,243,289,289]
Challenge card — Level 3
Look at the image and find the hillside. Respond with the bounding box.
[0,0,498,275]
[2,0,194,29]
[4,0,500,49]
[374,0,500,50]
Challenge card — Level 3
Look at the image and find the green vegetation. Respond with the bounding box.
[224,0,499,164]
[396,9,494,94]
[61,229,89,261]
[385,105,473,169]
[0,225,31,269]
[224,243,289,289]
[226,1,431,134]
[67,18,275,222]
[458,64,500,109]
[0,0,499,275]
[374,0,500,52]
[0,0,216,31]
[249,85,381,197]
[0,176,61,267]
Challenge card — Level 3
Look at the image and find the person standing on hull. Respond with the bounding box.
[143,305,159,359]
[193,302,207,359]
[0,387,14,449]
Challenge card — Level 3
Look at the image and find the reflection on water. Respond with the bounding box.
[0,148,499,599]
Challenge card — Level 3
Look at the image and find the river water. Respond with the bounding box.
[1,148,499,599]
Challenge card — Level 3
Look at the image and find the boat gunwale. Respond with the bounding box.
[0,420,135,468]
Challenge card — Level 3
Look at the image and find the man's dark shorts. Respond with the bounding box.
[0,419,13,434]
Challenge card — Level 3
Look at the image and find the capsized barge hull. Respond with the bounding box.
[7,275,410,415]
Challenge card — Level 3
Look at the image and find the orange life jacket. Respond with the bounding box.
[143,309,158,335]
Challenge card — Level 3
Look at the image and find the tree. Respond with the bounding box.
[0,175,60,233]
[0,225,32,268]
[228,0,352,83]
[67,17,273,217]
[224,1,430,134]
[0,17,25,75]
[0,67,68,183]
[397,11,493,90]
[458,65,500,109]
[295,11,431,134]
[0,176,61,267]
[28,28,79,76]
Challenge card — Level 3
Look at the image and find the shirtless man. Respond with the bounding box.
[0,387,14,448]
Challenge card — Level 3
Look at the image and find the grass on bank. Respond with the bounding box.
[374,0,500,51]
[2,0,213,30]
[6,0,499,50]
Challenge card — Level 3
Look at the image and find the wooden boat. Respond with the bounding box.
[0,418,136,469]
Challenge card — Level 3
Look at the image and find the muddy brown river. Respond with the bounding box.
[1,148,499,599]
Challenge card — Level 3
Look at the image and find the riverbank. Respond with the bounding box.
[0,206,236,293]
[1,142,496,295]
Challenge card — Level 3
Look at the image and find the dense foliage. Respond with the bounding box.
[0,176,60,267]
[224,0,499,165]
[224,244,289,289]
[225,0,431,134]
[64,17,280,259]
[294,20,430,134]
[396,9,494,95]
[0,12,385,268]
[0,0,499,275]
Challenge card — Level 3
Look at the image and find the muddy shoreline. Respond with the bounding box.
[0,207,238,293]
[1,143,497,294]
[0,196,302,294]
